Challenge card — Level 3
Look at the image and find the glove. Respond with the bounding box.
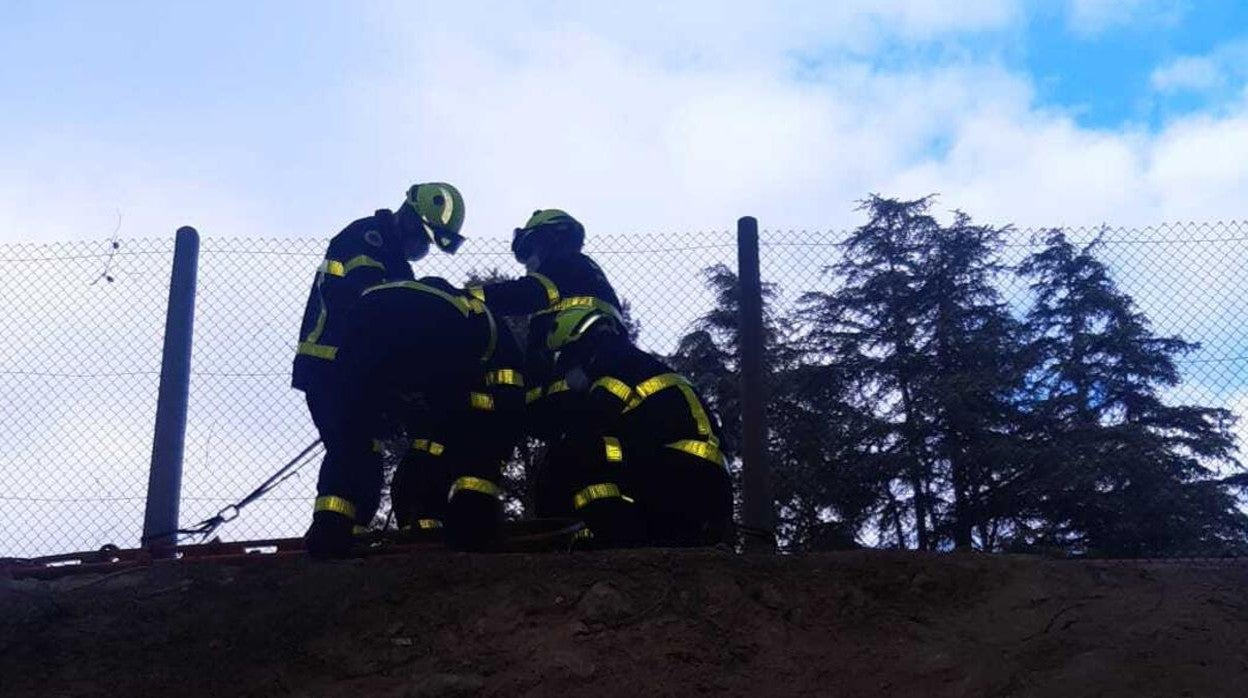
[305,510,356,560]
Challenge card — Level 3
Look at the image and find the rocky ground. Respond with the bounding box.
[2,549,1247,697]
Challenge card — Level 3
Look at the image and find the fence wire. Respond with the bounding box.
[1,222,1246,556]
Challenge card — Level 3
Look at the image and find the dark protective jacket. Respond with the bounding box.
[562,331,726,470]
[292,210,413,391]
[467,251,623,437]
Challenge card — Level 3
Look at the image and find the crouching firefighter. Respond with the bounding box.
[540,307,734,548]
[304,276,515,559]
[386,317,525,550]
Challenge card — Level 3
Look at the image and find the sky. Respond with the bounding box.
[4,0,1248,555]
[2,0,1248,243]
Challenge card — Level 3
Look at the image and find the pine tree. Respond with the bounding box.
[919,211,1030,550]
[1018,230,1248,556]
[797,196,938,549]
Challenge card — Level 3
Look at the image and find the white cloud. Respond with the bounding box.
[1151,55,1225,93]
[1151,40,1248,95]
[1064,0,1186,37]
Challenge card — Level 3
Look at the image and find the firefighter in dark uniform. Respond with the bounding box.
[304,275,519,558]
[463,210,625,517]
[387,313,525,550]
[542,306,733,547]
[293,183,475,558]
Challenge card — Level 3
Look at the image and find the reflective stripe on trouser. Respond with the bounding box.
[401,518,443,531]
[573,482,633,510]
[315,495,356,519]
[448,476,501,501]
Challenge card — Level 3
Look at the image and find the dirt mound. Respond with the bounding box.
[2,550,1246,697]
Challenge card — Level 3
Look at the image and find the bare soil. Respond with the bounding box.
[2,549,1247,697]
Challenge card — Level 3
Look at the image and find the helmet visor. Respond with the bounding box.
[426,224,465,255]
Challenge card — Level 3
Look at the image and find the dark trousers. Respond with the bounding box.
[537,432,733,547]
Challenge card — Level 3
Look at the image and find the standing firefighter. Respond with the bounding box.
[291,183,485,558]
[543,306,733,547]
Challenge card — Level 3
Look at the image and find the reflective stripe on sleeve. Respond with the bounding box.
[546,296,624,324]
[297,341,338,361]
[470,392,496,410]
[529,272,560,304]
[525,387,544,404]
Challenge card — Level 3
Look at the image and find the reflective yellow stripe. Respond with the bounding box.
[666,439,727,468]
[314,495,356,519]
[362,281,497,363]
[342,255,385,275]
[297,341,338,361]
[448,476,501,500]
[603,437,623,462]
[572,527,594,541]
[303,267,334,346]
[627,373,718,444]
[545,296,624,323]
[592,376,633,403]
[470,392,495,410]
[632,373,685,401]
[480,302,498,363]
[321,260,345,277]
[467,286,485,302]
[363,281,473,316]
[529,272,560,304]
[416,518,443,530]
[412,439,445,456]
[573,483,625,510]
[547,379,570,395]
[525,387,544,404]
[486,369,524,387]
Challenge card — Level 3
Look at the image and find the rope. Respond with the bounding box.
[140,439,323,545]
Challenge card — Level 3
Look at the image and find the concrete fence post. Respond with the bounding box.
[736,216,775,551]
[141,226,199,554]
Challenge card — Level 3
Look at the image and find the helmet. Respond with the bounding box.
[547,306,619,351]
[406,183,466,254]
[512,209,585,264]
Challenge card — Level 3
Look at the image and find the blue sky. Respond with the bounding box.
[3,1,1248,243]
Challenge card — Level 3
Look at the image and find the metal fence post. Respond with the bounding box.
[141,226,199,554]
[737,216,774,551]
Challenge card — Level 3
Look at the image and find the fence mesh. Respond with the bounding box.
[2,222,1247,556]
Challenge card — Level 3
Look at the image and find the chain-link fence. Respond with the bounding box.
[3,221,1247,556]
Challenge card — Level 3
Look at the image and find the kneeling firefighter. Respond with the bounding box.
[540,307,734,547]
[305,276,519,558]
